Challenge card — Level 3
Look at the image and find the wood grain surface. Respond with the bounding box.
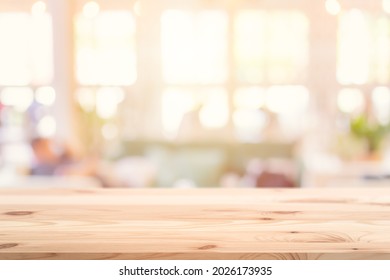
[1,187,390,260]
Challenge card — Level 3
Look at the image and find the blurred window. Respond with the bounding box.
[233,88,268,142]
[235,10,309,84]
[337,9,390,130]
[233,86,310,141]
[0,5,54,147]
[75,87,123,148]
[161,10,228,85]
[337,88,365,114]
[0,12,52,86]
[338,10,390,85]
[161,9,310,141]
[161,9,229,138]
[75,10,137,86]
[372,87,390,125]
[74,5,137,150]
[233,10,310,142]
[162,87,229,139]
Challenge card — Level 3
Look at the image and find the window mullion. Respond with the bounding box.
[48,0,81,152]
[226,3,236,142]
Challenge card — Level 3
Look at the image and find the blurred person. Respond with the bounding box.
[0,102,4,127]
[29,137,122,187]
[241,158,296,188]
[177,104,204,141]
[177,104,229,141]
[220,171,242,188]
[30,137,73,176]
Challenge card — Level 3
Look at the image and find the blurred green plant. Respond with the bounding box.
[76,105,105,155]
[350,115,390,153]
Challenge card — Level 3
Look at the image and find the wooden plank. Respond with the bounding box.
[2,206,390,220]
[1,187,390,259]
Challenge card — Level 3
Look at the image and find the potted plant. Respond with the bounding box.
[349,114,390,160]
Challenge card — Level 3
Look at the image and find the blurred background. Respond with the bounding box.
[1,0,390,189]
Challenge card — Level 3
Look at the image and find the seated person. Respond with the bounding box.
[30,137,74,176]
[30,137,120,187]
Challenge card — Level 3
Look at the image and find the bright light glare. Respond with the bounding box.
[199,91,229,129]
[0,13,53,85]
[31,1,47,16]
[384,0,390,14]
[37,115,56,137]
[96,88,124,119]
[161,10,228,84]
[375,18,390,84]
[265,86,309,114]
[2,143,32,165]
[0,14,32,85]
[233,109,267,129]
[337,88,364,113]
[76,88,95,112]
[235,11,309,84]
[235,11,265,83]
[1,87,34,111]
[35,86,55,106]
[162,88,228,137]
[83,1,100,19]
[234,87,265,109]
[134,1,142,16]
[233,109,268,142]
[372,87,390,124]
[102,123,119,140]
[337,9,370,85]
[162,89,196,136]
[76,12,136,86]
[325,0,341,16]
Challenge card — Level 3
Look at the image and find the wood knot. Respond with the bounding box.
[198,244,217,250]
[259,217,274,221]
[0,243,18,250]
[75,190,95,194]
[273,211,301,215]
[5,211,34,216]
[290,231,299,234]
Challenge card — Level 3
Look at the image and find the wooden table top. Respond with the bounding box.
[1,187,390,260]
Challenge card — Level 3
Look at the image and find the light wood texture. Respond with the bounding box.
[1,187,390,260]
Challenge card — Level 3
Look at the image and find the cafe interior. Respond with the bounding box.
[1,0,390,189]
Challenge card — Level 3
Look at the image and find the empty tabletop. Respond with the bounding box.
[1,187,390,260]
